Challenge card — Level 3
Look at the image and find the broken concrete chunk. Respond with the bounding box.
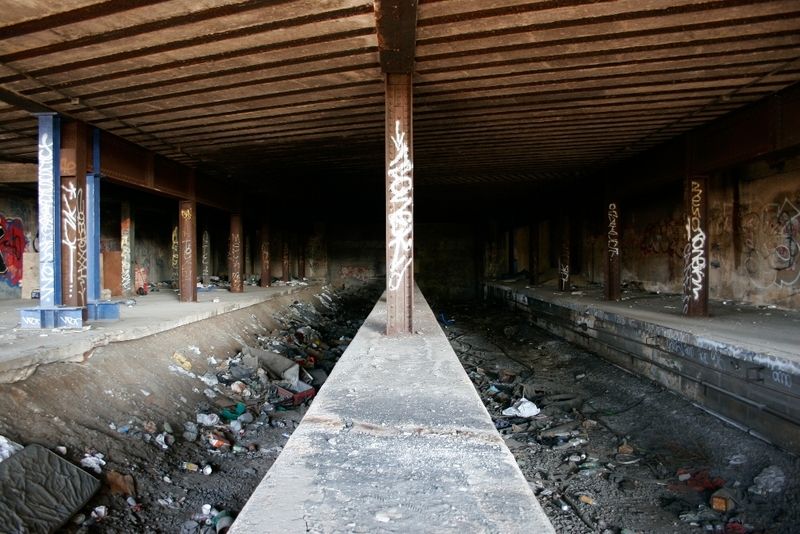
[242,344,299,385]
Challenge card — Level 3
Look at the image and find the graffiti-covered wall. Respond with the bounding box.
[725,158,800,307]
[0,193,37,299]
[586,152,800,309]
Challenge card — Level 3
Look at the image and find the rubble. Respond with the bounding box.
[0,284,380,532]
[445,303,800,534]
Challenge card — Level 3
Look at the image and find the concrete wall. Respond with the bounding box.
[416,223,478,302]
[327,223,385,288]
[587,150,800,309]
[132,208,173,287]
[0,193,37,299]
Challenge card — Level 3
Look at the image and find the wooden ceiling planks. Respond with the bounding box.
[0,0,798,183]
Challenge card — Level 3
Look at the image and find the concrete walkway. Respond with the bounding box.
[487,281,800,368]
[231,289,555,534]
[0,283,313,383]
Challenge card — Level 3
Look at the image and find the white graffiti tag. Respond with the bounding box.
[607,203,619,257]
[387,120,413,291]
[38,132,56,305]
[62,181,78,300]
[685,180,706,302]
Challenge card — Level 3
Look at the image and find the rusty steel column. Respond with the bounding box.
[282,237,289,282]
[605,201,621,301]
[59,121,88,308]
[528,220,539,285]
[385,72,414,335]
[507,225,515,274]
[201,230,210,286]
[260,221,271,287]
[298,234,306,279]
[178,200,197,302]
[120,202,134,296]
[683,176,709,316]
[558,216,570,292]
[229,213,243,293]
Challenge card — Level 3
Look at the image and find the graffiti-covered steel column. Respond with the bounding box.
[120,202,134,295]
[683,176,709,316]
[59,121,88,308]
[178,200,197,302]
[201,230,211,287]
[385,73,414,334]
[229,213,243,293]
[260,221,270,287]
[605,201,621,301]
[558,216,570,292]
[528,220,539,285]
[37,113,62,308]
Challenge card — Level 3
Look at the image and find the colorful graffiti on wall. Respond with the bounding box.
[0,214,26,287]
[741,196,800,289]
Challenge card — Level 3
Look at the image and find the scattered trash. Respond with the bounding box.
[502,397,541,417]
[107,470,136,496]
[710,487,737,513]
[80,452,106,474]
[0,435,23,462]
[172,351,193,371]
[91,505,108,521]
[748,465,785,496]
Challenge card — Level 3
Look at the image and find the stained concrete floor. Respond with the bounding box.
[0,283,314,383]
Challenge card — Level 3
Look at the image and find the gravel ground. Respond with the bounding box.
[440,303,800,534]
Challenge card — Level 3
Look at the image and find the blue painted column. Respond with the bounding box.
[36,113,62,308]
[86,128,101,303]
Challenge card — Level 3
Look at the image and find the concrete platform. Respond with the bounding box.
[0,283,312,383]
[230,289,555,534]
[485,280,800,453]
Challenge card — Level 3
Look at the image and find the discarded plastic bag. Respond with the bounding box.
[0,435,22,463]
[502,398,541,418]
[748,465,785,496]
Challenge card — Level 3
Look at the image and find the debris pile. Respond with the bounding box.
[444,305,800,534]
[0,285,380,533]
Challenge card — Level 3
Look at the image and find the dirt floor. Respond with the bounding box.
[439,302,800,534]
[0,285,380,533]
[1,289,798,533]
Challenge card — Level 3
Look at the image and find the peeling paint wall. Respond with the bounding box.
[0,193,37,299]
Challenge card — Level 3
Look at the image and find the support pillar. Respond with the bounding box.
[683,176,709,316]
[201,230,211,286]
[385,72,414,335]
[298,233,306,279]
[86,128,101,304]
[178,200,197,302]
[120,202,134,296]
[171,225,179,286]
[605,201,621,301]
[37,114,61,308]
[282,237,289,282]
[59,121,88,309]
[507,225,515,275]
[260,222,271,287]
[20,114,81,327]
[528,221,539,285]
[84,128,119,320]
[229,213,243,293]
[558,216,570,292]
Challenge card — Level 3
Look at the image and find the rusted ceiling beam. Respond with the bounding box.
[374,0,418,73]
